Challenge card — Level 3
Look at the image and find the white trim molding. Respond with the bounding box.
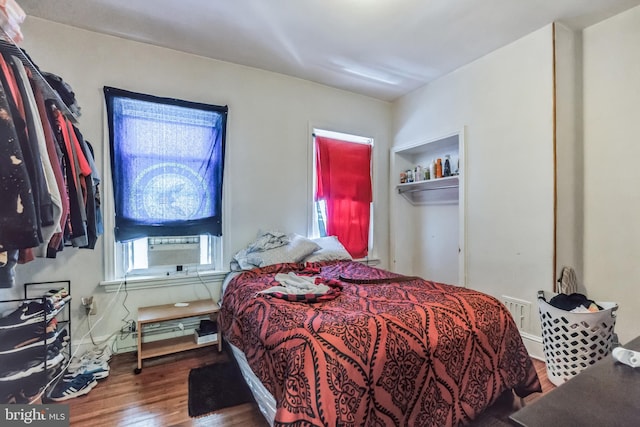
[100,270,228,293]
[520,331,544,361]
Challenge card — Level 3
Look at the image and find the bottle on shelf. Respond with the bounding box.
[415,165,423,182]
[436,158,442,178]
[444,155,451,177]
[429,159,436,181]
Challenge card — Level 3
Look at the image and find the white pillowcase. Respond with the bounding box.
[304,236,352,263]
[253,234,320,267]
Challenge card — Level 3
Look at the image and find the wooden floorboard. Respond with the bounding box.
[67,348,554,426]
[67,347,268,427]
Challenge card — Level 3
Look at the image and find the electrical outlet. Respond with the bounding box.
[89,300,97,315]
[120,321,136,334]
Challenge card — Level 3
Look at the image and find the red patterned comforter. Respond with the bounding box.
[219,261,541,426]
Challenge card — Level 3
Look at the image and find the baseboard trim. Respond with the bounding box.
[520,331,544,361]
[72,327,201,356]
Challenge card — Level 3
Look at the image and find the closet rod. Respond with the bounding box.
[398,185,458,194]
[0,30,78,123]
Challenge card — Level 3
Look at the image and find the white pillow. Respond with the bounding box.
[253,234,320,267]
[304,236,352,263]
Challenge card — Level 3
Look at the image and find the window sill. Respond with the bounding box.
[100,259,379,293]
[100,270,229,293]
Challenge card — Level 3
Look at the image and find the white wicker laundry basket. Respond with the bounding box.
[538,290,618,386]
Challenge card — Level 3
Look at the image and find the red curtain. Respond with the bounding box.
[315,136,372,258]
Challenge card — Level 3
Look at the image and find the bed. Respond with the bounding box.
[219,258,541,426]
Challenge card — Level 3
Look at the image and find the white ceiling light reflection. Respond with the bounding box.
[335,62,402,85]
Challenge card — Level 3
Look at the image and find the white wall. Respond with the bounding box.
[392,7,640,349]
[555,23,584,290]
[392,25,556,341]
[582,5,640,345]
[1,17,391,350]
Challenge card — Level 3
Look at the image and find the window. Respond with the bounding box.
[104,87,227,275]
[313,129,373,259]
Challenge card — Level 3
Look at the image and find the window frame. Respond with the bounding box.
[102,88,229,281]
[310,128,375,259]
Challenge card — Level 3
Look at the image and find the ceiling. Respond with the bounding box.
[18,0,640,101]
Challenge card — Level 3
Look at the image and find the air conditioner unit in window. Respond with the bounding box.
[147,236,200,267]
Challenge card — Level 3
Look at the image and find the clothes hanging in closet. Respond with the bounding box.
[0,53,41,251]
[0,47,101,288]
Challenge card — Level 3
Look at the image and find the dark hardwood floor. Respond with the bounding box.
[66,347,554,426]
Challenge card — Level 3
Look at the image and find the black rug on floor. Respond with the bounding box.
[188,360,255,417]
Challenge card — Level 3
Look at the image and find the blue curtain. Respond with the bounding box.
[104,87,227,242]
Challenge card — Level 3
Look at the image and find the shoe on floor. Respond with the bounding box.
[62,372,95,383]
[74,345,112,365]
[47,375,97,402]
[613,347,640,368]
[67,361,109,380]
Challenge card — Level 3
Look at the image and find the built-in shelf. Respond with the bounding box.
[397,175,459,195]
[392,133,462,205]
[390,128,466,287]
